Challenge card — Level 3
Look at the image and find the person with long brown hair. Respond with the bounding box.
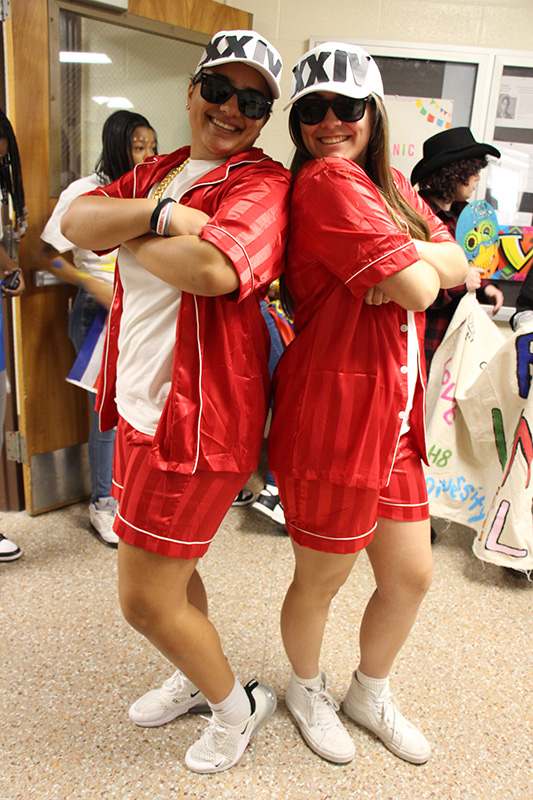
[268,42,468,766]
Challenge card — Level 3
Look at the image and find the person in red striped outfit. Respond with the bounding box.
[61,30,290,774]
[268,42,468,766]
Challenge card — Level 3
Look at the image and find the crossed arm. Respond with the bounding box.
[365,240,468,311]
[61,195,239,297]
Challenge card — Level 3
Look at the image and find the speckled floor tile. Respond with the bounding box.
[1,497,531,800]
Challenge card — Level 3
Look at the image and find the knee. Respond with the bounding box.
[410,563,433,599]
[386,563,433,605]
[119,586,165,637]
[292,569,349,606]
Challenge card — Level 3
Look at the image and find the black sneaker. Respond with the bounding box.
[252,486,285,525]
[232,488,254,506]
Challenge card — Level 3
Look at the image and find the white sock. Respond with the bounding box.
[292,669,322,691]
[209,678,251,726]
[355,667,389,696]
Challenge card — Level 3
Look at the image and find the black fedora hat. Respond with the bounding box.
[410,127,500,186]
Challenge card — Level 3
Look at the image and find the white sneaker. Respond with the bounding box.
[185,679,276,774]
[0,533,22,562]
[285,671,355,763]
[342,673,431,764]
[129,669,209,727]
[89,496,119,548]
[252,486,285,526]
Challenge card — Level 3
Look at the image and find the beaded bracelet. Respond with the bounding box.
[150,197,176,236]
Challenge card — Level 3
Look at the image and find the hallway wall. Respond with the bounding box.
[219,0,533,163]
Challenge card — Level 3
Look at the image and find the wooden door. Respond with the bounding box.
[6,0,250,514]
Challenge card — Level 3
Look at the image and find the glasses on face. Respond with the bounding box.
[294,95,369,125]
[193,71,272,120]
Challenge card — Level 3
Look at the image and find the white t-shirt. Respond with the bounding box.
[116,158,225,435]
[41,173,117,285]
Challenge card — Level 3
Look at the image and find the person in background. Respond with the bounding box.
[233,277,292,524]
[510,266,533,331]
[61,30,290,774]
[0,109,26,563]
[252,279,293,526]
[268,42,468,766]
[41,110,157,548]
[411,127,504,371]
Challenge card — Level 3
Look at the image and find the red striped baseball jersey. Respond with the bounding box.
[89,146,291,474]
[268,157,453,490]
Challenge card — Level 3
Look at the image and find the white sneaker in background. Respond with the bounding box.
[0,532,22,562]
[285,671,355,763]
[89,496,119,548]
[129,669,208,727]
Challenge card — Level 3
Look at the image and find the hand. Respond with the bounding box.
[166,204,210,238]
[1,269,25,296]
[48,257,80,285]
[364,286,391,306]
[465,266,483,292]
[483,283,504,315]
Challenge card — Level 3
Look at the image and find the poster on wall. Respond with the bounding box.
[495,76,533,128]
[386,96,454,180]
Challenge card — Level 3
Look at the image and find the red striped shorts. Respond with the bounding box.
[111,417,250,559]
[274,432,429,555]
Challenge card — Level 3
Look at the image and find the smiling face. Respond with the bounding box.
[187,62,270,161]
[130,126,157,165]
[299,91,373,168]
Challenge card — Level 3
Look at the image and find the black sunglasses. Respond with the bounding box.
[294,95,369,125]
[193,71,272,120]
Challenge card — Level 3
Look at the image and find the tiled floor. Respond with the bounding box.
[1,486,532,800]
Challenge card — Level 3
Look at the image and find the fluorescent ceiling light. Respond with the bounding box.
[92,96,133,109]
[60,51,112,64]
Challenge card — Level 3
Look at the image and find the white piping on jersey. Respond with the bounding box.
[385,309,419,486]
[377,498,429,508]
[288,521,377,541]
[202,223,255,293]
[345,241,413,285]
[116,508,215,546]
[192,294,203,474]
[180,155,270,194]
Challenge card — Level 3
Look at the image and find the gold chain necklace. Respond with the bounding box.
[153,158,190,201]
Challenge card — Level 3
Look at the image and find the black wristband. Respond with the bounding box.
[150,197,176,234]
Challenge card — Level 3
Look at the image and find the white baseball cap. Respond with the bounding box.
[194,30,282,100]
[285,42,384,110]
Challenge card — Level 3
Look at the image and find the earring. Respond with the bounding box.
[185,102,190,109]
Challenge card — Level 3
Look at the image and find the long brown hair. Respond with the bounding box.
[281,95,432,316]
[288,95,431,241]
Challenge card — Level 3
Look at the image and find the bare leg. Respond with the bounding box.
[118,540,234,703]
[187,568,208,617]
[359,517,433,678]
[281,540,359,678]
